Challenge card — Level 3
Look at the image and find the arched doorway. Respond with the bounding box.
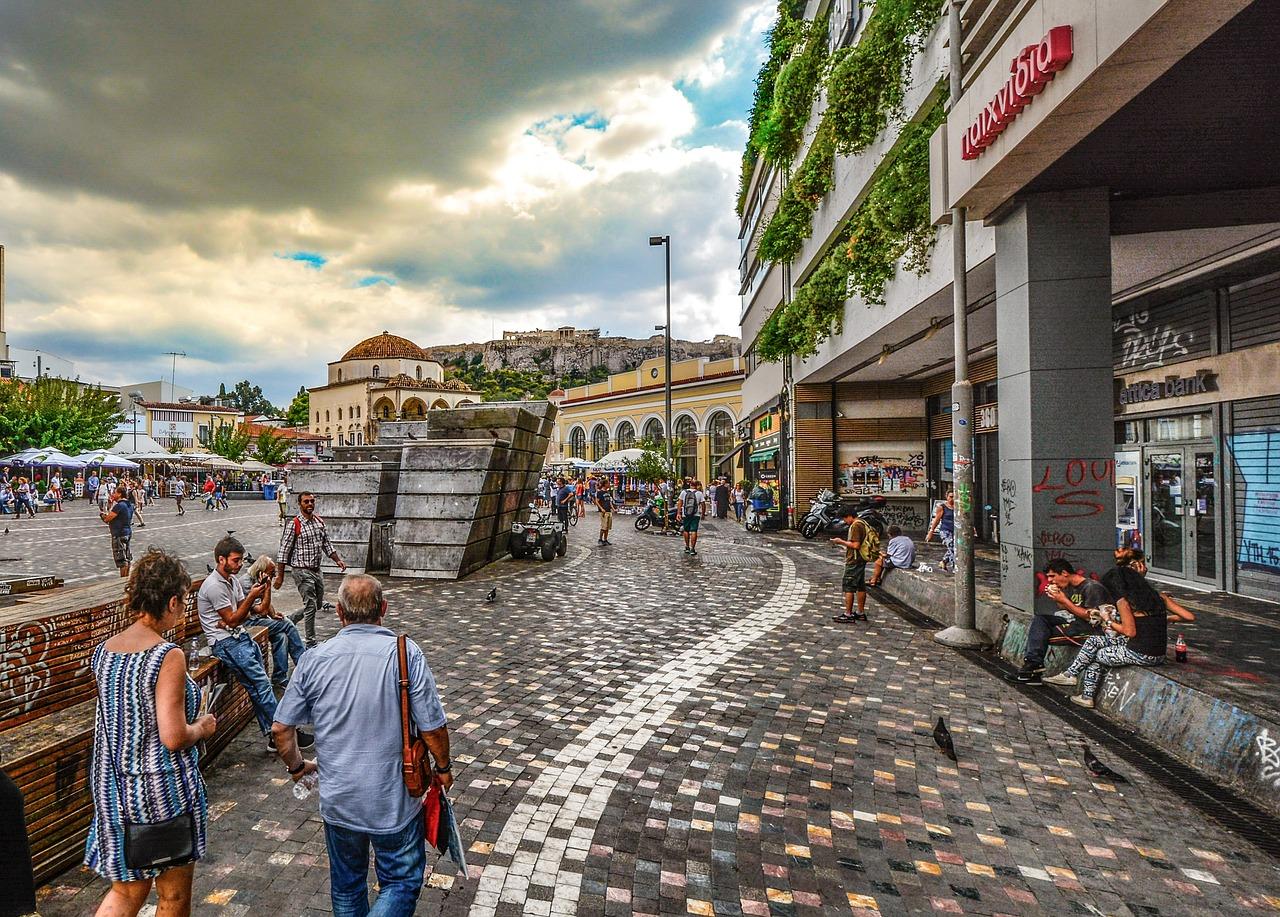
[615,420,636,450]
[402,398,427,420]
[707,411,735,480]
[373,397,396,421]
[590,424,609,461]
[641,417,664,449]
[569,427,587,459]
[674,415,697,480]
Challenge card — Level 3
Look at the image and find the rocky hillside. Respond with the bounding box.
[424,332,740,377]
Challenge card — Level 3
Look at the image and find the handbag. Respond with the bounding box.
[398,634,430,798]
[97,698,196,871]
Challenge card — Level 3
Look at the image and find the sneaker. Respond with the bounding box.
[1043,673,1078,687]
[1013,666,1045,684]
[831,614,858,623]
[689,549,697,556]
[1069,694,1095,709]
[297,730,315,749]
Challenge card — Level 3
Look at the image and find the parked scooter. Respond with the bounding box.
[800,490,888,540]
[634,496,679,532]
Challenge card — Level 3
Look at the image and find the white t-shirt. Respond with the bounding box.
[678,488,704,517]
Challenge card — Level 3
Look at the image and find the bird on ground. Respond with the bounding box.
[485,587,497,603]
[2,528,8,536]
[1082,745,1128,783]
[933,717,957,761]
[405,429,418,440]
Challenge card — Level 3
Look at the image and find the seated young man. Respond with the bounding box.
[1012,559,1111,685]
[868,525,915,586]
[240,553,307,689]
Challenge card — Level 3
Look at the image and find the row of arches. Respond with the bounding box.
[369,396,473,421]
[567,409,737,480]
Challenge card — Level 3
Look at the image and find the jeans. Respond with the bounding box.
[211,634,277,735]
[324,815,426,917]
[290,569,325,645]
[734,501,745,522]
[1023,614,1061,670]
[247,616,306,687]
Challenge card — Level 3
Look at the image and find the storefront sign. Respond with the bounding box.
[1118,371,1217,406]
[961,26,1073,160]
[975,403,998,433]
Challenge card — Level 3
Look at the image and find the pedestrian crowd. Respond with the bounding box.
[80,490,452,917]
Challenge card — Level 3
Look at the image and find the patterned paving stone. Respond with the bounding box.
[30,509,1280,915]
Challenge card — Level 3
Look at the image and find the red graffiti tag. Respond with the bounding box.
[1034,460,1114,519]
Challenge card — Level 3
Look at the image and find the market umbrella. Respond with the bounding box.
[590,448,647,473]
[239,458,277,471]
[198,455,244,471]
[0,447,87,469]
[75,449,140,470]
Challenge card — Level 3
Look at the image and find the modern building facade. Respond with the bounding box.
[738,0,1280,603]
[551,356,745,483]
[307,332,477,447]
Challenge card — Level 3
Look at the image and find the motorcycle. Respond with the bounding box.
[800,490,888,540]
[634,497,679,532]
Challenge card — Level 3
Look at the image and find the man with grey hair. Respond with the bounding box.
[273,574,451,917]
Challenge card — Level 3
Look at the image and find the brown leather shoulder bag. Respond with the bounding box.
[398,634,430,797]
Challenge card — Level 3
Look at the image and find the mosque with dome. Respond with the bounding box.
[307,331,477,447]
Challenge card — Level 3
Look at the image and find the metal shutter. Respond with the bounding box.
[1229,393,1280,603]
[1113,289,1213,372]
[1228,270,1280,351]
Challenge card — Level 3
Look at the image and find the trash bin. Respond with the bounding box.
[263,482,277,501]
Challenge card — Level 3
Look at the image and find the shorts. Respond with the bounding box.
[681,515,700,533]
[842,561,866,594]
[111,534,133,568]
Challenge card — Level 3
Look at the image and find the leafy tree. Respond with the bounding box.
[623,440,672,485]
[219,380,277,416]
[0,377,121,454]
[253,426,293,465]
[285,387,310,427]
[206,422,251,462]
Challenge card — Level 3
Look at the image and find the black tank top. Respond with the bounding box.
[1128,611,1167,657]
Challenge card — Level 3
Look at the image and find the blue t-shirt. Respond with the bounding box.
[108,500,133,537]
[556,485,574,507]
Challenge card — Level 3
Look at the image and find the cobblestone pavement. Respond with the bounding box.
[0,497,291,589]
[36,510,1280,915]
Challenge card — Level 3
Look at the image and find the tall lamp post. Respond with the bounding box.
[649,235,672,471]
[128,391,144,453]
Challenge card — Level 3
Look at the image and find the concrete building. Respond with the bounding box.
[552,355,745,482]
[307,332,478,447]
[738,0,1280,602]
[138,401,244,452]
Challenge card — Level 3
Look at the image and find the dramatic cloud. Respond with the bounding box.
[0,1,769,404]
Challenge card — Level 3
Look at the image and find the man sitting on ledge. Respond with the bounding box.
[867,525,915,587]
[197,535,313,752]
[1012,558,1110,686]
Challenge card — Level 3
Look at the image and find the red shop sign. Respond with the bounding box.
[961,26,1073,160]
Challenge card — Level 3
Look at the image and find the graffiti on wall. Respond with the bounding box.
[1256,728,1280,790]
[1114,310,1195,370]
[0,620,58,715]
[837,442,926,497]
[1228,431,1280,577]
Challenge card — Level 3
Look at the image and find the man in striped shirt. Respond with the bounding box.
[274,491,347,647]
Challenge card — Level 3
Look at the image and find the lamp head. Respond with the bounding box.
[648,235,667,246]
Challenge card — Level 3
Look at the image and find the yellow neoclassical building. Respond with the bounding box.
[551,355,745,482]
[308,332,478,446]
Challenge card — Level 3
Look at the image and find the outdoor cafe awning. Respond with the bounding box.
[748,447,779,463]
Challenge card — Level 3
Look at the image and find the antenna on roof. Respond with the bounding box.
[163,351,187,393]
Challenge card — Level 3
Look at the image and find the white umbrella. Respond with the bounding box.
[240,458,277,471]
[75,449,140,470]
[0,447,87,469]
[590,448,647,473]
[199,455,244,471]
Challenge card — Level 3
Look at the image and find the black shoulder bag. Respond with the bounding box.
[97,695,197,871]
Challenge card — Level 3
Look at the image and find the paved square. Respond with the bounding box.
[28,508,1280,915]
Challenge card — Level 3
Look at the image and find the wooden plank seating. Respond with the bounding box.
[0,578,268,885]
[0,575,65,598]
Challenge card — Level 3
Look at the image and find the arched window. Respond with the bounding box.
[591,425,609,461]
[325,410,330,421]
[708,411,735,478]
[616,420,636,450]
[569,427,586,459]
[416,365,423,381]
[372,365,380,378]
[338,407,343,420]
[315,411,320,424]
[674,415,697,480]
[337,433,345,446]
[642,417,664,448]
[337,369,342,382]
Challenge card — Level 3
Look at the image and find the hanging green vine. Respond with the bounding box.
[756,101,944,363]
[751,0,942,260]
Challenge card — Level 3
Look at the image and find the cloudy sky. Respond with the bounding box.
[0,0,769,405]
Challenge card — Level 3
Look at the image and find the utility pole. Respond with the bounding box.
[649,235,673,471]
[935,0,988,649]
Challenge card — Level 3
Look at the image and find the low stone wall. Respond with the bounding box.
[286,458,401,574]
[0,581,260,884]
[879,567,1280,818]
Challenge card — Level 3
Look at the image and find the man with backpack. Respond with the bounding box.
[274,491,347,647]
[677,478,704,556]
[831,506,877,623]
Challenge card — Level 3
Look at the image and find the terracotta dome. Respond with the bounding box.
[340,331,429,362]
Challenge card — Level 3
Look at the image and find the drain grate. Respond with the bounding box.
[875,591,1280,859]
[699,553,768,568]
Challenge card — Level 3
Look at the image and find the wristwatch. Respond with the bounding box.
[434,761,452,774]
[288,761,306,776]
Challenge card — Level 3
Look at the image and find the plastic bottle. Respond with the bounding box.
[292,773,319,800]
[1175,634,1188,663]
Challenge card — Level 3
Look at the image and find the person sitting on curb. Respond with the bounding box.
[1013,558,1111,685]
[241,554,307,690]
[868,525,915,586]
[1044,548,1196,706]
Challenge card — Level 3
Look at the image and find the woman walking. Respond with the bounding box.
[925,491,957,572]
[85,548,216,916]
[1045,548,1196,707]
[14,478,36,519]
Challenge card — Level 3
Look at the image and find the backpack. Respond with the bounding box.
[853,519,880,561]
[682,489,698,517]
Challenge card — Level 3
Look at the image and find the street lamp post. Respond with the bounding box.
[129,391,144,453]
[649,235,672,471]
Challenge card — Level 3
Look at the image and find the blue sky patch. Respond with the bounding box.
[277,250,327,270]
[356,274,397,288]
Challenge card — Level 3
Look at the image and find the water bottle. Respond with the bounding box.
[1175,634,1188,663]
[292,772,319,800]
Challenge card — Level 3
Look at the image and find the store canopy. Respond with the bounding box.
[198,455,244,471]
[74,450,140,470]
[715,441,750,469]
[590,448,647,473]
[748,447,779,463]
[0,448,86,469]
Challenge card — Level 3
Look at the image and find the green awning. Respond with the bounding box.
[748,447,778,463]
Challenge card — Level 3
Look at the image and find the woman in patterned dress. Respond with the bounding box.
[85,548,217,916]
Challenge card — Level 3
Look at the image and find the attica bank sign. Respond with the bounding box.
[1119,371,1217,406]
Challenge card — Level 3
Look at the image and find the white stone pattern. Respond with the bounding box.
[470,552,810,916]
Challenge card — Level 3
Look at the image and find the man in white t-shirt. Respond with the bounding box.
[677,478,705,556]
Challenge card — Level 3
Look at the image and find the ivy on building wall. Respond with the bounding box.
[756,100,944,363]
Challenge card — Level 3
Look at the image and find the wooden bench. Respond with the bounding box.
[0,580,267,884]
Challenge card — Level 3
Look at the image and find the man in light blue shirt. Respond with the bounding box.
[869,524,917,587]
[273,574,451,917]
